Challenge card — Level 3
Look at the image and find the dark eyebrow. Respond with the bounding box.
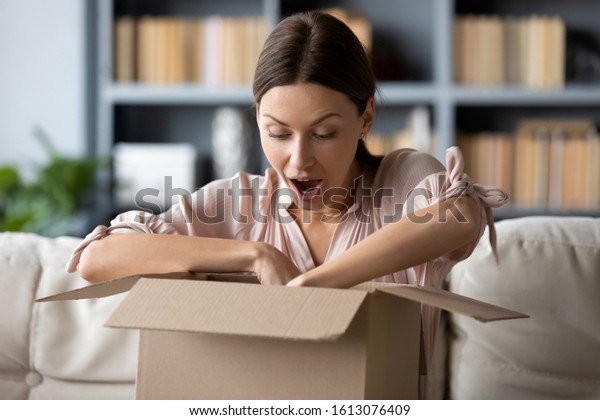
[263,112,342,127]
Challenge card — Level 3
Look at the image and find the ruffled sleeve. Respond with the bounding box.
[405,147,508,385]
[64,176,221,273]
[442,146,508,262]
[65,172,273,274]
[407,146,508,267]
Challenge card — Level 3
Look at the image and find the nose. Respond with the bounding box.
[289,137,315,170]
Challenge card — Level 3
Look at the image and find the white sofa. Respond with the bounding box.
[0,233,137,399]
[446,216,600,399]
[1,216,599,399]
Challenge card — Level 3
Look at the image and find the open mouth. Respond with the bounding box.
[291,179,323,200]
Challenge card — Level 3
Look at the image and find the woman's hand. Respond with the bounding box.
[252,243,302,285]
[285,275,306,287]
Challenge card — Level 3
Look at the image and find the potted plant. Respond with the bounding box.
[0,127,106,237]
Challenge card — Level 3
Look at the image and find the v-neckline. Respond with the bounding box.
[272,166,374,270]
[285,211,343,270]
[283,194,364,270]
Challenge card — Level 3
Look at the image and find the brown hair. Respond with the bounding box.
[253,11,382,168]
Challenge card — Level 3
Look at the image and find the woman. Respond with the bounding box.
[68,11,506,378]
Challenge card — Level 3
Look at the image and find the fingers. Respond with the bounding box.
[286,277,302,287]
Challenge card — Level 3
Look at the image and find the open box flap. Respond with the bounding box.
[35,272,259,303]
[106,278,369,341]
[377,284,529,322]
[36,275,141,302]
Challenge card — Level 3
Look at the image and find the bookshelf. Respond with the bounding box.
[92,0,600,222]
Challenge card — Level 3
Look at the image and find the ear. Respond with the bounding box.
[255,104,260,125]
[361,97,375,135]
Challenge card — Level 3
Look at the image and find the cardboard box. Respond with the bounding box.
[38,273,527,400]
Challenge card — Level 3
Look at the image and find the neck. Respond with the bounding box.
[289,205,346,226]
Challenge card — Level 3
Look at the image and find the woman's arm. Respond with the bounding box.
[78,233,301,284]
[287,195,481,288]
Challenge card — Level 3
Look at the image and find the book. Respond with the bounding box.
[186,18,203,83]
[498,133,515,198]
[504,17,520,85]
[136,16,151,83]
[518,119,596,208]
[456,132,514,196]
[550,16,566,89]
[114,16,136,82]
[531,127,550,206]
[463,16,476,85]
[514,123,536,207]
[573,132,589,208]
[126,15,267,86]
[204,16,223,86]
[562,132,579,208]
[165,18,186,84]
[548,127,565,208]
[454,14,566,89]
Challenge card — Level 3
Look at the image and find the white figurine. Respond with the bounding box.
[211,107,251,179]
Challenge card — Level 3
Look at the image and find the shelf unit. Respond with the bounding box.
[92,0,600,222]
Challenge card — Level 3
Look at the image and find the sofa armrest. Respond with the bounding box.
[446,216,600,399]
[0,232,137,400]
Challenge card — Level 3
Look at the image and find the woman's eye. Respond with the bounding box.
[313,132,335,140]
[268,132,289,139]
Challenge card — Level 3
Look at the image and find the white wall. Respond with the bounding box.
[0,0,86,178]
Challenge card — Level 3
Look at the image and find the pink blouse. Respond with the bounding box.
[67,147,507,369]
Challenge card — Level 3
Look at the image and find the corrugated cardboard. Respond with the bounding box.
[37,273,528,399]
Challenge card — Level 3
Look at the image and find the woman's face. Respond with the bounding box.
[257,83,374,215]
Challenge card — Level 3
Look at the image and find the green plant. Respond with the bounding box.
[0,127,106,237]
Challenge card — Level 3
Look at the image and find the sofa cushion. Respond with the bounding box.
[0,232,137,399]
[447,216,600,399]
